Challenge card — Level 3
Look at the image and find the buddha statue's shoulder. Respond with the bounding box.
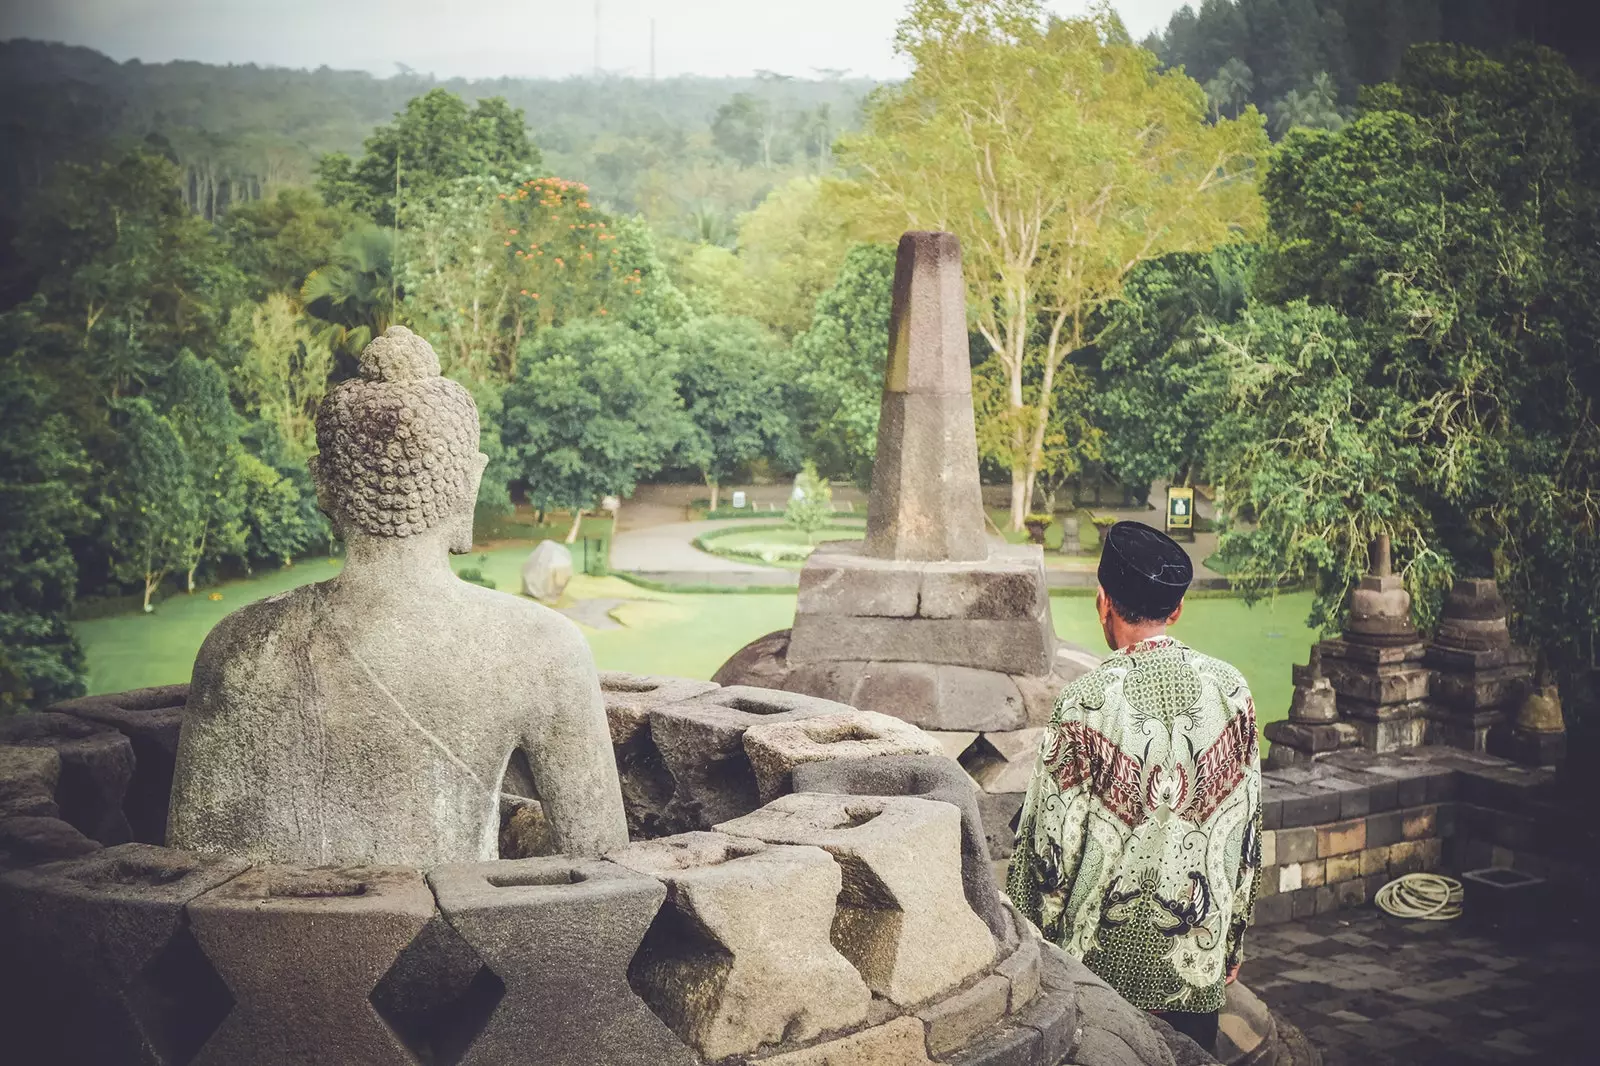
[187,583,328,692]
[449,578,594,660]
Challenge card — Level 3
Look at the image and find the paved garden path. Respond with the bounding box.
[608,518,787,573]
[1249,907,1594,1064]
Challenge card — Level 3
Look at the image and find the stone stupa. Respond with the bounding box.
[715,232,1095,858]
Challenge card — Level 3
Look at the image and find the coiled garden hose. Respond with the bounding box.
[1375,872,1463,921]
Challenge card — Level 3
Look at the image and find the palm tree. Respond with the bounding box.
[1271,72,1345,137]
[1204,59,1254,121]
[300,225,401,359]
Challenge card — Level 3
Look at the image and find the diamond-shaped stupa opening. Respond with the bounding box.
[370,915,506,1066]
[126,925,234,1066]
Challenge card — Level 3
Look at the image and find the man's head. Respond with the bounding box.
[309,326,488,554]
[1095,521,1194,649]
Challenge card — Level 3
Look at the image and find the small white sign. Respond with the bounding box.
[731,491,747,509]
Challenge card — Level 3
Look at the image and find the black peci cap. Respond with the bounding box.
[1098,521,1193,620]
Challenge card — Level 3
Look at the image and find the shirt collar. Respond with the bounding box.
[1117,634,1179,656]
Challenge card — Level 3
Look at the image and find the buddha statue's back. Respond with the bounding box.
[167,327,628,867]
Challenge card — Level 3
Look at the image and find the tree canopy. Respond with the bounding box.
[841,0,1268,529]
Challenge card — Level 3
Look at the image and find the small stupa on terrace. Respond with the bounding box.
[715,231,1096,858]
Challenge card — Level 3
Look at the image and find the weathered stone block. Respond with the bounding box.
[610,832,870,1059]
[0,745,59,819]
[850,662,1029,733]
[1325,853,1360,884]
[718,793,996,1006]
[1324,662,1431,706]
[753,1015,932,1065]
[964,730,1043,796]
[796,552,922,618]
[935,666,1029,732]
[918,550,1050,621]
[1275,827,1316,865]
[649,696,830,830]
[1316,819,1367,857]
[1352,714,1429,753]
[1072,980,1180,1066]
[789,616,1053,676]
[918,973,1009,1056]
[743,711,942,803]
[926,730,981,759]
[186,864,434,1066]
[427,856,695,1066]
[0,843,245,1065]
[976,789,1026,861]
[781,660,867,705]
[994,935,1041,1011]
[49,686,187,845]
[791,754,1008,940]
[941,1024,1046,1066]
[600,673,720,744]
[0,712,134,845]
[0,815,99,869]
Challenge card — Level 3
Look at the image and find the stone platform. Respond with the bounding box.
[0,681,1221,1066]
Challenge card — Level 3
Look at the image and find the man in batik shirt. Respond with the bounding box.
[1006,521,1262,1054]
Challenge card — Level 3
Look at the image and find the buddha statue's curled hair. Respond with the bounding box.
[313,326,480,538]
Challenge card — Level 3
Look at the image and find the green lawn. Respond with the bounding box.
[75,545,1319,729]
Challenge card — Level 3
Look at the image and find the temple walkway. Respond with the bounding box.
[1248,906,1595,1064]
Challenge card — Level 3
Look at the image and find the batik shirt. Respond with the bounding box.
[1005,636,1262,1014]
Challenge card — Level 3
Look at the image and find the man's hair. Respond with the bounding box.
[312,327,479,538]
[1106,593,1172,627]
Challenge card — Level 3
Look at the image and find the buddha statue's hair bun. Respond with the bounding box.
[360,325,442,382]
[314,327,479,539]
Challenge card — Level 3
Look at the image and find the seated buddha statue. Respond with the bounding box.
[167,326,627,866]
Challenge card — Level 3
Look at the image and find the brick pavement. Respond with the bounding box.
[1246,906,1596,1064]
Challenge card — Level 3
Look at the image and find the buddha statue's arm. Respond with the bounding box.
[520,620,629,857]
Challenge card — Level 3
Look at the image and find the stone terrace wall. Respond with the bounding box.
[0,681,1214,1066]
[1253,748,1590,926]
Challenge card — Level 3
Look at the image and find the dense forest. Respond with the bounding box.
[1,1,1597,744]
[0,38,876,300]
[1145,0,1600,133]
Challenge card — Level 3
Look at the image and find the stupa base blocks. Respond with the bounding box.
[0,679,1217,1066]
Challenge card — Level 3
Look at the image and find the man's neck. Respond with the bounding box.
[1111,622,1169,652]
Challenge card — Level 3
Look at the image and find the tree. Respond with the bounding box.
[665,316,801,510]
[1206,58,1255,119]
[712,94,775,167]
[499,322,689,541]
[1203,300,1451,632]
[223,188,358,300]
[785,462,835,543]
[1209,43,1600,691]
[231,293,332,461]
[725,176,870,340]
[160,352,247,593]
[107,399,198,612]
[793,243,896,484]
[14,149,241,401]
[235,449,311,569]
[839,1,1268,529]
[0,317,91,711]
[1270,72,1345,135]
[316,89,541,225]
[1093,246,1254,491]
[300,225,401,362]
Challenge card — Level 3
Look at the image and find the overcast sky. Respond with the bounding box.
[1,1,1190,79]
